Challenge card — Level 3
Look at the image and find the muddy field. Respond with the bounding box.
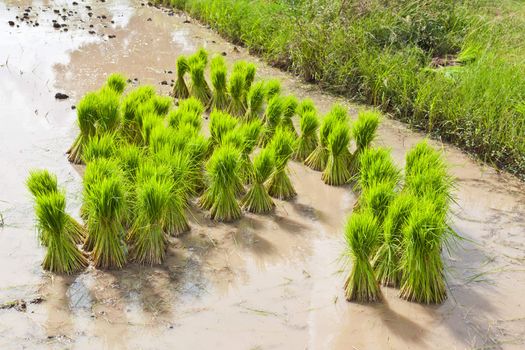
[1,1,524,349]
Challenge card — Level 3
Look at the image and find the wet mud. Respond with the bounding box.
[1,1,524,349]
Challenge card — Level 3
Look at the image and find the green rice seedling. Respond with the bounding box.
[188,56,211,105]
[209,110,238,148]
[350,110,381,176]
[296,98,316,117]
[241,148,275,213]
[266,128,297,200]
[293,110,319,161]
[149,124,175,154]
[199,145,242,221]
[196,47,209,66]
[400,199,447,304]
[67,92,99,164]
[26,170,85,246]
[343,210,381,303]
[405,141,438,177]
[244,81,266,121]
[228,70,247,117]
[209,55,229,111]
[304,106,345,171]
[96,87,121,133]
[128,177,171,265]
[280,95,298,135]
[372,193,415,287]
[244,63,257,94]
[82,133,117,163]
[173,55,190,99]
[116,143,143,181]
[358,147,400,191]
[105,73,127,95]
[140,112,164,146]
[36,192,87,274]
[121,85,156,141]
[151,95,172,116]
[234,119,263,184]
[322,122,352,186]
[259,96,283,146]
[359,182,397,224]
[162,148,199,203]
[85,175,127,269]
[168,97,204,130]
[265,79,281,101]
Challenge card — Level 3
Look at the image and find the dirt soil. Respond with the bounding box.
[1,1,524,349]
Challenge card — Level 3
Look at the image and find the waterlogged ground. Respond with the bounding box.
[1,1,525,349]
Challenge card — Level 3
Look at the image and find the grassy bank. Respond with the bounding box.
[156,0,525,179]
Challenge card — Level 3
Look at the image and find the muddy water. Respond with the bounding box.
[0,1,524,349]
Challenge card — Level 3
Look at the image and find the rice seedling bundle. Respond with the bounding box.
[105,73,127,95]
[140,112,164,146]
[67,92,100,164]
[128,177,171,264]
[244,81,266,121]
[241,148,275,213]
[173,55,190,99]
[233,119,263,184]
[322,121,352,186]
[259,96,283,146]
[280,95,298,135]
[294,110,319,161]
[121,85,156,141]
[95,87,121,133]
[359,182,397,224]
[209,55,229,111]
[149,125,174,155]
[151,95,172,116]
[26,170,85,246]
[36,192,87,274]
[266,128,297,200]
[199,145,242,221]
[296,98,316,117]
[265,79,281,101]
[196,47,209,66]
[117,143,143,181]
[358,147,400,191]
[85,174,127,269]
[372,193,415,287]
[350,110,380,176]
[176,97,205,131]
[399,199,447,304]
[304,106,345,171]
[209,110,238,148]
[228,70,247,117]
[188,55,212,105]
[243,63,257,94]
[343,210,381,303]
[82,133,117,163]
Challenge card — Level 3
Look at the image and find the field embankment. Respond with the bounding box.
[157,0,525,180]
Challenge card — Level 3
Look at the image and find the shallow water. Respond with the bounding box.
[1,1,524,349]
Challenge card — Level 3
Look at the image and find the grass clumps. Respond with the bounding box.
[294,110,319,161]
[322,122,352,186]
[188,51,211,105]
[244,81,266,121]
[350,110,380,176]
[36,192,88,274]
[260,96,283,146]
[241,148,275,213]
[173,55,190,99]
[343,211,381,303]
[228,70,247,117]
[105,73,127,95]
[209,55,229,111]
[82,133,117,163]
[266,128,297,200]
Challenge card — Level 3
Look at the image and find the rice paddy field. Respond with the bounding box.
[0,1,525,349]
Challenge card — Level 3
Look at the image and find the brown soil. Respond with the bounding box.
[0,1,524,349]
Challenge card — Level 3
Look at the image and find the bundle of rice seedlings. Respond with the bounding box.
[296,98,316,117]
[399,199,447,304]
[228,70,247,117]
[358,147,400,192]
[188,56,211,105]
[359,182,397,224]
[148,125,174,154]
[259,96,283,146]
[241,148,275,213]
[209,55,229,111]
[372,193,415,287]
[140,112,164,146]
[36,192,87,274]
[280,95,298,135]
[265,79,281,101]
[293,110,319,161]
[405,140,437,177]
[82,133,117,163]
[85,175,127,269]
[116,143,143,181]
[105,73,127,94]
[199,145,242,221]
[322,122,352,186]
[67,92,99,164]
[121,85,156,141]
[196,47,209,65]
[350,110,380,176]
[128,177,171,265]
[173,55,190,99]
[235,119,263,183]
[243,63,257,93]
[209,110,238,148]
[266,128,297,200]
[304,107,344,171]
[244,81,266,121]
[343,210,381,302]
[26,170,85,246]
[96,87,121,134]
[151,95,172,116]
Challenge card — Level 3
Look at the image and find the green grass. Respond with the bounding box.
[157,0,525,180]
[266,128,297,200]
